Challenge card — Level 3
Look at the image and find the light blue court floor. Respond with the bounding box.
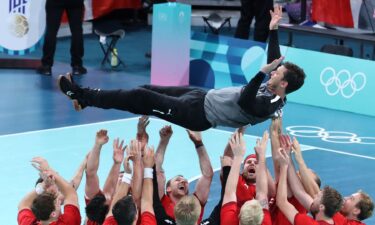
[1,117,375,225]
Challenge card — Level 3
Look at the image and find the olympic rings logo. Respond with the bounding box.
[286,126,375,145]
[320,67,366,99]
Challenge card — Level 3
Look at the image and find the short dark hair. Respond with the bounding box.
[282,62,306,94]
[85,193,109,224]
[321,186,343,218]
[356,191,374,221]
[112,196,137,225]
[31,193,56,221]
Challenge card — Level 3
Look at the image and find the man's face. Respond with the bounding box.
[52,196,62,219]
[242,158,257,183]
[310,190,323,216]
[167,176,189,197]
[341,192,361,216]
[267,65,288,93]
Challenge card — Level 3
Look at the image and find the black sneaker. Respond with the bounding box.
[57,73,86,111]
[36,65,52,76]
[72,66,87,76]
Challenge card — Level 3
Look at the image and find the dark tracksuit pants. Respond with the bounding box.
[42,0,84,67]
[234,0,273,42]
[83,85,212,131]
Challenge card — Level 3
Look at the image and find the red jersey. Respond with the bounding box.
[294,213,335,225]
[220,201,272,225]
[103,212,156,225]
[161,193,204,223]
[236,175,256,208]
[271,196,307,225]
[17,205,81,225]
[333,212,366,225]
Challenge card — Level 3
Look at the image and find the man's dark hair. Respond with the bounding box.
[283,62,306,94]
[321,186,343,218]
[31,192,56,221]
[112,196,137,225]
[85,193,109,224]
[356,191,374,221]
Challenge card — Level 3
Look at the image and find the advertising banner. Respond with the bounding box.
[0,0,46,55]
[190,32,375,116]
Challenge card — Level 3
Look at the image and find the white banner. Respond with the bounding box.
[0,0,46,55]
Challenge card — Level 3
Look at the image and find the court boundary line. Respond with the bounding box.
[1,117,373,164]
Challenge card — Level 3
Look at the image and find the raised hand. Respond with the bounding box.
[254,131,269,157]
[113,138,126,164]
[291,136,303,161]
[96,129,109,146]
[229,132,246,158]
[279,134,292,151]
[277,148,290,167]
[143,145,155,168]
[237,126,248,135]
[123,146,132,174]
[269,4,283,30]
[136,116,150,153]
[159,125,173,142]
[31,157,50,172]
[261,56,284,74]
[137,115,150,135]
[187,130,202,144]
[127,139,142,163]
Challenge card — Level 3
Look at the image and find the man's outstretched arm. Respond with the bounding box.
[267,5,282,63]
[238,5,284,118]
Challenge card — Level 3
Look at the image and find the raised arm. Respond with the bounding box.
[267,5,282,63]
[155,125,173,199]
[270,118,282,181]
[187,130,214,205]
[127,138,143,209]
[105,154,132,218]
[254,131,270,209]
[85,129,109,199]
[19,159,52,211]
[238,5,284,117]
[136,115,150,155]
[292,137,320,198]
[18,190,38,212]
[141,145,155,214]
[223,132,246,205]
[102,138,125,200]
[70,153,89,190]
[287,153,314,211]
[276,149,298,224]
